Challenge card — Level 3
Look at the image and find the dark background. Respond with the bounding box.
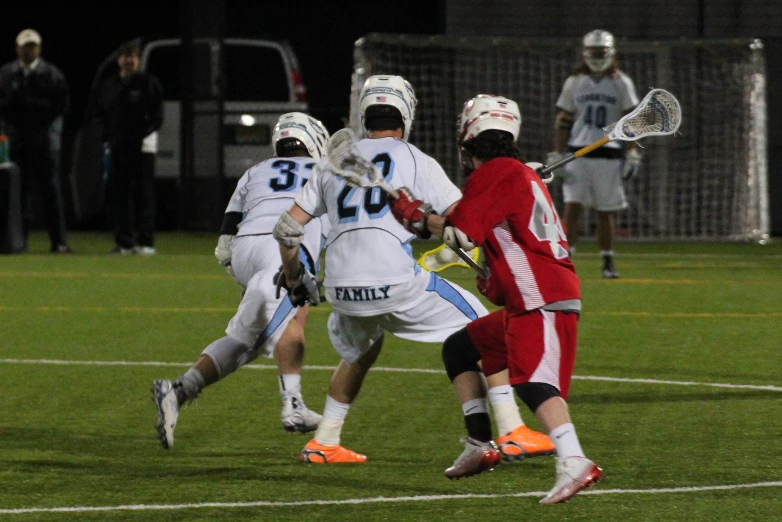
[0,1,444,138]
[2,0,779,237]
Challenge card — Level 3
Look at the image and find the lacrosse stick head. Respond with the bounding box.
[324,128,384,189]
[605,88,682,141]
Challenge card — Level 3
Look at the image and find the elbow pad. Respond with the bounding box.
[273,211,305,247]
[443,224,476,251]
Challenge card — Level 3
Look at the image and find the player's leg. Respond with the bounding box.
[151,267,313,448]
[561,161,588,257]
[592,158,628,279]
[563,203,582,257]
[151,335,252,449]
[439,327,502,479]
[301,312,383,464]
[475,312,555,461]
[506,310,603,504]
[390,271,542,454]
[276,307,322,433]
[596,210,619,278]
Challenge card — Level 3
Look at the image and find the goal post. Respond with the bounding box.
[350,34,769,242]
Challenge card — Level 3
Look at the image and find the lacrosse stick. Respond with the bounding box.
[324,128,485,276]
[418,243,482,273]
[538,88,682,179]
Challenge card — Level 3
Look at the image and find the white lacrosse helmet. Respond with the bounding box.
[457,94,522,146]
[359,75,417,140]
[582,29,616,74]
[272,112,330,160]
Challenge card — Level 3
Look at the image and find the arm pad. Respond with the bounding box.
[273,211,306,247]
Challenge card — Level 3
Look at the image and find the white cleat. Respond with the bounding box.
[281,394,322,433]
[134,246,156,256]
[539,456,603,504]
[152,379,180,449]
[444,437,502,479]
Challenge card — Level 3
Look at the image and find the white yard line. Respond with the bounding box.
[1,359,780,392]
[0,481,779,515]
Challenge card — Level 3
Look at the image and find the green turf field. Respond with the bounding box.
[1,231,780,521]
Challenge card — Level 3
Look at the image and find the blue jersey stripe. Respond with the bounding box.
[253,295,294,351]
[425,272,478,320]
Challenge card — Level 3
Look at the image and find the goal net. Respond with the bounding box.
[350,34,768,242]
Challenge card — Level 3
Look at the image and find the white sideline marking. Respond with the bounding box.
[1,359,781,392]
[0,482,780,514]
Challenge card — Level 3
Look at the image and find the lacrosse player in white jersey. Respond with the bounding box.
[272,75,553,464]
[548,29,640,278]
[150,112,329,449]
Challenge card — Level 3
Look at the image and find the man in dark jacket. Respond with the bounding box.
[0,29,71,253]
[96,39,163,255]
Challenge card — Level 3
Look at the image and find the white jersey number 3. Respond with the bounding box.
[528,181,569,259]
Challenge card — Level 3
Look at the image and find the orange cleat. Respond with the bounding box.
[300,439,367,464]
[496,425,556,461]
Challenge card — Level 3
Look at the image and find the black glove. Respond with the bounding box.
[273,263,320,307]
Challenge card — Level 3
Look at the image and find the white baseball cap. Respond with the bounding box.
[16,29,42,46]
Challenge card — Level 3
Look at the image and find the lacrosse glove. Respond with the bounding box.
[621,148,642,180]
[476,271,505,306]
[214,234,235,279]
[545,151,570,181]
[273,263,320,307]
[389,186,435,239]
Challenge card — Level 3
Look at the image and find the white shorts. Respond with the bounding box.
[231,235,281,288]
[562,157,628,211]
[226,235,318,358]
[326,270,488,364]
[225,267,297,359]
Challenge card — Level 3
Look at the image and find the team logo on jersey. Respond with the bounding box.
[334,286,391,302]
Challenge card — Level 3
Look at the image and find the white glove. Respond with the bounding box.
[215,234,235,278]
[525,161,553,184]
[545,151,569,180]
[621,149,642,180]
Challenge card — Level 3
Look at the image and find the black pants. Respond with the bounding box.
[12,138,67,249]
[108,147,155,249]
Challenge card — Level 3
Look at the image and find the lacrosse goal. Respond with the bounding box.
[350,34,768,242]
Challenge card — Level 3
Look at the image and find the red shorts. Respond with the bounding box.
[465,308,578,399]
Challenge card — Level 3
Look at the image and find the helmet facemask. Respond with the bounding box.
[582,29,616,74]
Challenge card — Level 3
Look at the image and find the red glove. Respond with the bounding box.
[476,272,505,306]
[389,186,434,238]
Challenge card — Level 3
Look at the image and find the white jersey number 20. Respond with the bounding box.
[528,181,569,259]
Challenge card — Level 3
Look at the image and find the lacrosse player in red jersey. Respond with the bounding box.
[389,94,603,504]
[273,76,553,465]
[548,29,640,278]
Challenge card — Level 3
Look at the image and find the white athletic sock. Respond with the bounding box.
[488,385,524,435]
[279,374,302,397]
[461,398,489,416]
[600,250,614,258]
[549,422,585,460]
[568,245,576,257]
[314,396,351,446]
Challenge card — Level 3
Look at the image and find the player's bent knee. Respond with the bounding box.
[202,335,252,379]
[442,328,481,382]
[513,382,561,413]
